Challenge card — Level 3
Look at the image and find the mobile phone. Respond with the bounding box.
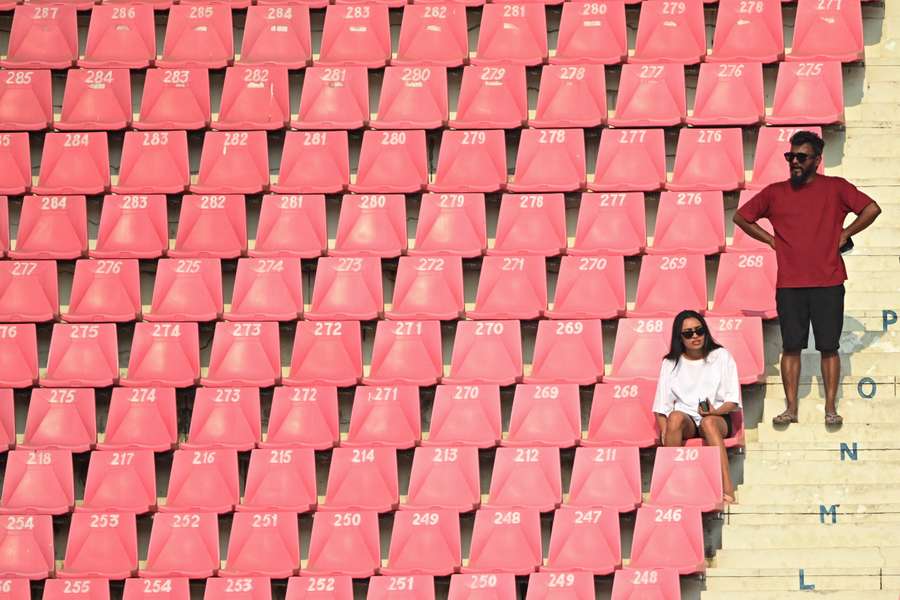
[840,236,854,255]
[699,400,710,413]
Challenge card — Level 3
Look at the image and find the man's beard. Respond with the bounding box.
[789,164,814,186]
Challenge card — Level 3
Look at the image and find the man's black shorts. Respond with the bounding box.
[775,285,845,353]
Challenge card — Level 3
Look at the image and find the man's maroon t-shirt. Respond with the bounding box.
[736,175,873,288]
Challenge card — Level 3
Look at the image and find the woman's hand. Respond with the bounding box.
[698,404,714,417]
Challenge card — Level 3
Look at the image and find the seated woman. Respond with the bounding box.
[652,310,741,504]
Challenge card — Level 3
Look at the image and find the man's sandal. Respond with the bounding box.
[772,411,798,425]
[825,412,843,426]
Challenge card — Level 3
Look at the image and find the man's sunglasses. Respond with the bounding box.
[784,152,817,163]
[681,327,706,339]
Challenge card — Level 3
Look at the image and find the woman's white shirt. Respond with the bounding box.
[651,347,742,426]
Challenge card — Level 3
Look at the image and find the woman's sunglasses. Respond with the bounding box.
[681,327,706,339]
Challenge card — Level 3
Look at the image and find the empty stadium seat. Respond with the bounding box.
[632,0,706,64]
[114,131,190,194]
[262,386,340,449]
[241,448,317,512]
[158,5,234,68]
[609,64,686,127]
[250,194,328,257]
[285,320,363,386]
[0,449,74,515]
[566,446,642,512]
[491,194,566,255]
[33,133,110,195]
[649,191,726,255]
[292,67,369,130]
[767,61,844,125]
[609,318,673,380]
[383,510,462,575]
[221,511,300,577]
[368,577,434,600]
[712,253,777,318]
[504,384,581,447]
[227,257,303,321]
[371,66,448,129]
[464,508,542,574]
[286,577,353,600]
[135,68,211,130]
[570,193,646,256]
[424,385,501,448]
[80,4,155,68]
[0,522,52,577]
[0,134,32,195]
[473,4,547,66]
[709,0,783,63]
[543,506,620,574]
[650,446,723,512]
[203,578,270,600]
[141,512,219,578]
[82,449,157,513]
[201,321,282,387]
[21,388,95,451]
[411,193,487,257]
[688,62,765,126]
[163,448,239,513]
[449,574,515,600]
[526,573,594,600]
[345,386,422,448]
[124,578,191,600]
[57,68,131,130]
[64,258,140,322]
[552,1,627,65]
[239,5,312,68]
[192,131,270,194]
[11,195,87,259]
[468,254,547,319]
[668,128,745,191]
[41,323,118,388]
[487,447,561,511]
[59,511,138,578]
[584,381,659,448]
[590,129,666,192]
[98,387,178,452]
[317,4,391,67]
[0,197,7,255]
[708,316,765,385]
[611,568,681,600]
[631,255,707,317]
[365,320,443,385]
[2,5,78,69]
[305,510,381,576]
[630,505,705,574]
[430,130,507,193]
[508,129,586,192]
[395,4,469,67]
[387,256,465,320]
[748,126,824,189]
[446,320,523,385]
[146,258,223,322]
[530,65,606,128]
[789,0,864,62]
[404,445,481,511]
[43,580,109,600]
[185,387,262,450]
[92,194,169,259]
[332,194,407,257]
[275,132,350,194]
[450,65,527,129]
[350,130,428,193]
[214,66,291,130]
[0,261,58,323]
[170,194,248,259]
[121,322,201,388]
[0,70,52,131]
[305,257,383,320]
[0,390,12,449]
[525,320,604,384]
[546,255,626,319]
[323,447,399,511]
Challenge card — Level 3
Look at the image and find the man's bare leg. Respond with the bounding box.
[774,351,802,423]
[821,351,842,424]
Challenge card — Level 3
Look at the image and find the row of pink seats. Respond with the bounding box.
[0,0,864,71]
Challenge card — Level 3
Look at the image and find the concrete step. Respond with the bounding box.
[742,460,900,485]
[760,377,896,398]
[761,396,900,423]
[737,484,900,505]
[756,423,900,443]
[766,353,897,377]
[725,504,900,525]
[721,524,900,549]
[745,443,900,457]
[845,255,900,272]
[705,567,887,592]
[702,591,900,600]
[763,330,900,357]
[713,546,900,569]
[845,293,900,311]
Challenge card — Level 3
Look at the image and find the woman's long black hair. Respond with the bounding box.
[664,310,722,363]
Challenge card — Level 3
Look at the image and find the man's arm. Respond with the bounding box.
[733,212,776,250]
[840,201,882,248]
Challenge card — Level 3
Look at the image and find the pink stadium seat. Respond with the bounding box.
[323,447,399,511]
[668,128,745,191]
[712,252,777,318]
[64,258,141,322]
[650,446,723,512]
[350,130,428,193]
[227,257,303,321]
[629,505,705,574]
[305,257,383,321]
[468,256,547,320]
[214,66,291,130]
[749,126,824,189]
[202,321,282,387]
[0,70,52,131]
[383,510,461,575]
[80,4,155,68]
[92,194,168,259]
[608,64,686,127]
[82,449,157,513]
[345,386,422,448]
[446,320,522,385]
[121,322,201,388]
[146,258,223,322]
[43,580,109,600]
[404,446,481,511]
[251,194,327,257]
[0,261,58,323]
[708,315,765,384]
[609,318,673,380]
[11,195,87,260]
[367,576,435,600]
[332,194,407,257]
[287,577,353,600]
[424,385,501,449]
[305,510,381,576]
[590,129,666,192]
[430,130,507,193]
[543,506,620,574]
[135,68,211,130]
[473,4,547,66]
[0,196,6,255]
[631,255,707,317]
[41,323,118,388]
[632,0,706,64]
[239,5,312,68]
[450,65,527,129]
[2,5,78,69]
[185,387,262,451]
[487,447,561,511]
[552,1,627,65]
[292,67,369,130]
[285,320,363,386]
[0,134,31,195]
[99,387,178,452]
[275,132,350,194]
[222,511,300,577]
[395,4,468,67]
[0,527,52,578]
[709,0,782,62]
[124,578,190,600]
[56,68,131,130]
[585,381,659,448]
[158,4,234,68]
[730,190,775,252]
[464,508,542,574]
[365,321,443,386]
[789,0,864,62]
[504,384,580,447]
[262,386,340,450]
[141,512,219,578]
[0,390,13,449]
[526,573,594,600]
[241,448,317,512]
[371,66,448,129]
[0,449,74,515]
[449,574,516,600]
[59,511,138,578]
[318,4,391,67]
[525,320,605,385]
[530,64,606,128]
[611,569,681,600]
[767,61,844,125]
[567,446,642,512]
[546,255,626,319]
[170,194,247,259]
[192,131,270,194]
[33,133,110,195]
[649,191,726,255]
[114,131,190,194]
[204,578,270,600]
[491,193,566,256]
[21,388,96,451]
[163,448,239,513]
[387,256,465,320]
[508,129,586,192]
[411,193,487,257]
[688,62,765,126]
[571,193,646,256]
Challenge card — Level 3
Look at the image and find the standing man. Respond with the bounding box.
[733,131,881,426]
